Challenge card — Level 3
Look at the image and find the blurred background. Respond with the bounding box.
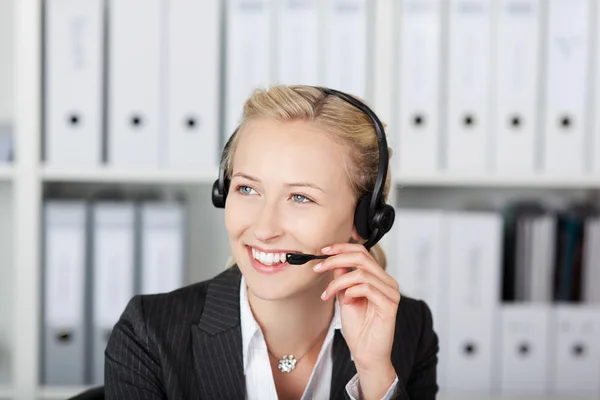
[1,0,600,399]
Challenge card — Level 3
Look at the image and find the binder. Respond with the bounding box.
[551,305,600,395]
[139,202,186,295]
[324,0,369,99]
[44,0,104,166]
[396,0,443,173]
[224,0,273,138]
[498,304,552,394]
[107,0,163,167]
[0,123,11,162]
[542,0,592,174]
[445,0,493,172]
[391,208,447,388]
[444,211,502,392]
[91,201,136,385]
[582,216,600,303]
[275,0,320,86]
[42,201,88,385]
[165,0,221,170]
[493,0,542,173]
[593,0,600,174]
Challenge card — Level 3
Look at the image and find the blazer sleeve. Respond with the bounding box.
[104,295,166,400]
[401,300,440,400]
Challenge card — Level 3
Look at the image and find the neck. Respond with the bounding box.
[246,277,335,357]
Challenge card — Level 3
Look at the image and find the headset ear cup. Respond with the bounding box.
[212,179,225,208]
[374,204,395,234]
[354,194,372,239]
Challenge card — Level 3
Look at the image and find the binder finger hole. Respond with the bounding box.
[509,115,522,129]
[68,114,80,126]
[130,114,143,127]
[463,341,477,356]
[572,342,586,357]
[57,331,72,343]
[412,114,425,127]
[559,115,572,130]
[517,342,530,357]
[462,114,475,128]
[185,116,198,130]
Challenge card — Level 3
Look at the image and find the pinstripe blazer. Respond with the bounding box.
[104,265,439,400]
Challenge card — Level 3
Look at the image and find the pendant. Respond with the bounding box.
[277,355,297,373]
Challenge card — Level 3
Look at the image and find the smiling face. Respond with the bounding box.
[224,117,360,300]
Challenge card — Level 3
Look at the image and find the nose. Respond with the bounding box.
[253,201,284,243]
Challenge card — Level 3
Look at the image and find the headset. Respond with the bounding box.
[211,86,395,265]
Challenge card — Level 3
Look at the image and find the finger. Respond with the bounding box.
[343,283,399,317]
[322,268,400,304]
[315,251,398,290]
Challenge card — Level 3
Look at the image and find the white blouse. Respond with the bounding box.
[240,276,399,399]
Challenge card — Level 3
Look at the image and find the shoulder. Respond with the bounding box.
[115,266,241,340]
[392,295,439,370]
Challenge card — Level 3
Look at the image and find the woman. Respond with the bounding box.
[104,85,439,399]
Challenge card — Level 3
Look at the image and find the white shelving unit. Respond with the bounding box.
[2,0,599,399]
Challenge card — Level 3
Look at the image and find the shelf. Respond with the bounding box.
[41,166,219,185]
[37,385,95,399]
[0,164,12,181]
[393,172,600,189]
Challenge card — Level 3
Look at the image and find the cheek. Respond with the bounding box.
[224,198,252,236]
[290,208,355,246]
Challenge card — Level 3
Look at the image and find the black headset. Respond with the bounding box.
[211,86,395,251]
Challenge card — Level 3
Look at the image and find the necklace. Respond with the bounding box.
[266,324,330,373]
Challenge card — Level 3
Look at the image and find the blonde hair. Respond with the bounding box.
[222,85,393,270]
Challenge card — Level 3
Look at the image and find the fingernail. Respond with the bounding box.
[313,262,322,271]
[321,246,331,253]
[321,290,327,299]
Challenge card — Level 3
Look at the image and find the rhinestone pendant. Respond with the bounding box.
[277,355,297,373]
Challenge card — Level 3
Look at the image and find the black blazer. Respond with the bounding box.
[104,265,439,399]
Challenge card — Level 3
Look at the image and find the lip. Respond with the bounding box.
[248,245,301,254]
[246,245,294,275]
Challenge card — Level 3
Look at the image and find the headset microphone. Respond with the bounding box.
[284,227,383,265]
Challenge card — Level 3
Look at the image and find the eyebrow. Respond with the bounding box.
[231,172,326,193]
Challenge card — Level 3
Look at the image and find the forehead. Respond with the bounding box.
[232,118,350,188]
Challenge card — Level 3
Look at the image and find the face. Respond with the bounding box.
[225,117,360,301]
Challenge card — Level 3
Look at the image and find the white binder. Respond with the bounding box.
[542,0,592,174]
[324,0,369,99]
[165,0,221,170]
[551,305,600,396]
[395,0,443,174]
[44,0,104,166]
[139,202,185,295]
[593,0,600,174]
[42,201,87,385]
[275,0,320,86]
[445,0,493,172]
[224,0,273,138]
[107,0,163,167]
[498,304,552,394]
[91,201,136,385]
[444,211,502,392]
[493,0,542,173]
[391,209,447,388]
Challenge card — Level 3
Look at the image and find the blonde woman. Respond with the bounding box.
[103,86,438,400]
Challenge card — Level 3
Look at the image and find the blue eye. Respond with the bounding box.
[237,185,257,196]
[292,194,311,203]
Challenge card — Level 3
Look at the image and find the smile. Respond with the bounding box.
[250,247,289,266]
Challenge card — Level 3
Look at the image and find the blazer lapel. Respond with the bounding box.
[191,266,246,399]
[330,329,357,399]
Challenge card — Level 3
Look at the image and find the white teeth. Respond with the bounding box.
[251,248,288,266]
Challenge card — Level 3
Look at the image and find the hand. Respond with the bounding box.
[314,243,401,372]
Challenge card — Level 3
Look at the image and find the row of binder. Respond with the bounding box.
[41,199,186,386]
[43,0,369,169]
[389,207,600,395]
[43,0,600,176]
